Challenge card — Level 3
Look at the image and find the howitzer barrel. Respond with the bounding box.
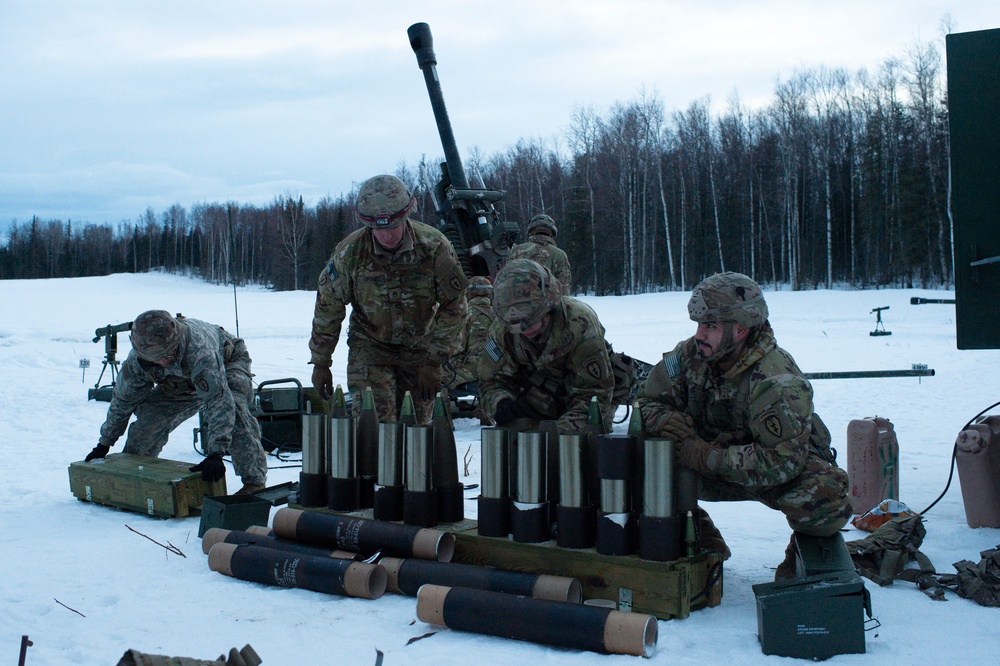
[805,369,935,380]
[408,22,469,189]
[910,297,956,305]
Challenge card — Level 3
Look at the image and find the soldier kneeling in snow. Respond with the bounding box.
[85,310,268,495]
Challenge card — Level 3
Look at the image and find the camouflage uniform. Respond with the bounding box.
[309,219,468,423]
[445,277,494,389]
[507,234,572,295]
[479,260,614,434]
[638,274,851,536]
[99,317,267,486]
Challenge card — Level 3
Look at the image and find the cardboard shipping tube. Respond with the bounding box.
[208,542,386,600]
[415,584,657,658]
[200,527,359,560]
[272,507,455,562]
[378,556,581,602]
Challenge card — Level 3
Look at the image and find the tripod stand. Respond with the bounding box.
[869,306,892,337]
[88,322,132,401]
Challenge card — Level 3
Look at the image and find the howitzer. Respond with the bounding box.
[408,22,518,278]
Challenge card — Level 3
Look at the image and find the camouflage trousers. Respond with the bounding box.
[698,453,852,537]
[347,346,440,424]
[122,363,267,486]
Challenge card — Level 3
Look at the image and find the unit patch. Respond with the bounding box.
[762,412,782,438]
[584,355,604,380]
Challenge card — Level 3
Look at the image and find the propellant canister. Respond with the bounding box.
[432,392,464,523]
[208,542,386,600]
[638,437,682,562]
[272,507,455,561]
[556,433,596,549]
[327,403,359,511]
[478,426,511,537]
[596,434,636,556]
[512,430,549,543]
[356,386,379,509]
[404,424,438,527]
[374,421,404,521]
[298,399,327,507]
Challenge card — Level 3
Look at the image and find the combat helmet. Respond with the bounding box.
[527,214,557,238]
[356,174,416,229]
[131,310,183,362]
[688,272,768,328]
[467,275,494,295]
[492,259,563,332]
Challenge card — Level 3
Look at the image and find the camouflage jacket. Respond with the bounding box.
[478,297,614,434]
[446,293,494,387]
[506,235,572,294]
[309,220,469,367]
[637,327,833,489]
[99,318,249,454]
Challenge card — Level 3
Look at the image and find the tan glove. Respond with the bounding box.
[676,436,719,475]
[660,411,697,442]
[311,365,333,400]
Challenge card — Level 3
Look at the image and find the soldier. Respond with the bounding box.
[444,276,494,392]
[636,272,851,578]
[478,258,614,435]
[84,310,268,495]
[309,174,469,423]
[506,214,572,295]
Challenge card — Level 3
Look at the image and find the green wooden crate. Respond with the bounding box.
[69,453,227,518]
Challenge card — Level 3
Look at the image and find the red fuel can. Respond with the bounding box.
[846,417,899,515]
[955,415,1000,528]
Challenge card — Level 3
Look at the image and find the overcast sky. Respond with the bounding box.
[2,1,998,229]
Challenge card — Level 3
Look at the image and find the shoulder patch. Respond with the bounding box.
[662,352,681,378]
[584,355,605,380]
[485,338,504,363]
[760,409,783,438]
[326,259,339,282]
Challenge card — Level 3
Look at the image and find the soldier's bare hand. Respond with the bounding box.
[311,365,333,400]
[416,363,441,402]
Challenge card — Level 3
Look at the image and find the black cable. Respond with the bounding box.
[919,399,1000,515]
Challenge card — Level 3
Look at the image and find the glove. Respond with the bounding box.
[494,398,530,427]
[676,437,718,475]
[311,365,333,400]
[659,411,697,442]
[189,452,226,483]
[85,443,110,462]
[415,363,441,402]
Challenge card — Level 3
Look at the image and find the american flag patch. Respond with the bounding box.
[486,338,504,362]
[662,352,680,378]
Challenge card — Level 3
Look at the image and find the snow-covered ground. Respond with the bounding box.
[1,272,997,665]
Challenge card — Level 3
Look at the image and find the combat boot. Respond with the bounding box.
[235,483,265,496]
[696,507,731,560]
[774,534,800,581]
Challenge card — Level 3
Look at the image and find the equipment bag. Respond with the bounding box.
[845,515,935,587]
[949,545,1000,607]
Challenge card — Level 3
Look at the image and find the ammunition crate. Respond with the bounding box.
[451,526,723,620]
[69,453,227,518]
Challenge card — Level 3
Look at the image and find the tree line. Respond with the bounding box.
[1,39,951,294]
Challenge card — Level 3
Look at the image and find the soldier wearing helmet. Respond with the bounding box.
[309,174,469,423]
[637,272,851,579]
[478,259,614,434]
[85,310,268,495]
[506,213,572,295]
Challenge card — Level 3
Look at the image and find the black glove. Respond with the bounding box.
[85,443,110,462]
[494,398,530,427]
[189,452,226,482]
[415,363,442,402]
[311,365,333,400]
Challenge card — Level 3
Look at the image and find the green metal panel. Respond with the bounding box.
[947,27,1000,350]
